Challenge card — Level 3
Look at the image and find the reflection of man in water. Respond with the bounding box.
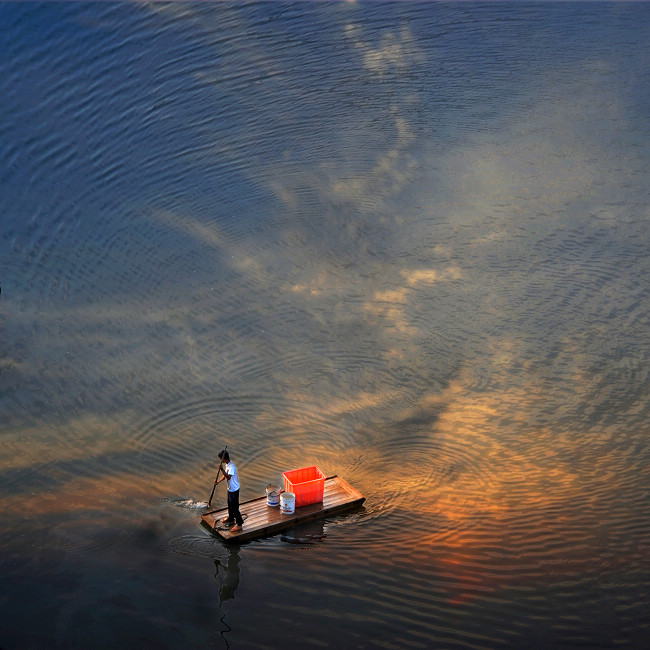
[215,546,240,602]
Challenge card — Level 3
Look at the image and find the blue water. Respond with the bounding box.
[2,2,650,648]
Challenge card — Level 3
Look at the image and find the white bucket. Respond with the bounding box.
[266,484,281,507]
[280,491,295,515]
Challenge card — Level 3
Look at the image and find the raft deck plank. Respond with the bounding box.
[201,475,365,543]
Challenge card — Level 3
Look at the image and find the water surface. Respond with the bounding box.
[2,2,650,648]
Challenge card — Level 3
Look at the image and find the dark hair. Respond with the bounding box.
[218,449,230,462]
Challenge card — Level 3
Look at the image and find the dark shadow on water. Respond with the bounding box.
[280,517,327,546]
[208,518,328,647]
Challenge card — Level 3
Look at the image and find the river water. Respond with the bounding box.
[2,2,650,648]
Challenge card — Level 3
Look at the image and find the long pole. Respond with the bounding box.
[207,445,227,507]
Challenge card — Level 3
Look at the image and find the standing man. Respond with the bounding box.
[216,449,244,531]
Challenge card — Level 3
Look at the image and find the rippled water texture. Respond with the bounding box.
[2,2,650,648]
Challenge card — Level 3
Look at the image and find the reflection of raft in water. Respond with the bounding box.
[201,475,365,543]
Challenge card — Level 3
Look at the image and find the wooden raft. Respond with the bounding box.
[201,475,365,543]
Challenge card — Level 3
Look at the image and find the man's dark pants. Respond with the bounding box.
[227,489,244,526]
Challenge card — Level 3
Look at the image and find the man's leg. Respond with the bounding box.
[227,490,236,522]
[230,489,243,526]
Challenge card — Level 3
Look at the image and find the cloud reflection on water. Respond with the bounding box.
[2,4,650,612]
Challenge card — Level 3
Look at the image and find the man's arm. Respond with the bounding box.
[216,462,231,483]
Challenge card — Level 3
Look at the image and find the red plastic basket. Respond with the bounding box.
[282,466,326,507]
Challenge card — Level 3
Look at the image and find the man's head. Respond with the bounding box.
[218,449,230,463]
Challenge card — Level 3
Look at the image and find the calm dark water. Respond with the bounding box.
[2,2,650,648]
